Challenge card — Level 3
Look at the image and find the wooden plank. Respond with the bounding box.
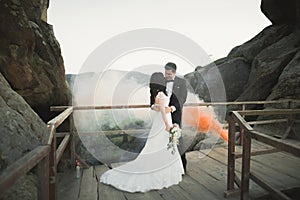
[193,149,242,199]
[248,119,287,125]
[70,114,76,166]
[250,172,292,200]
[50,99,300,111]
[250,130,300,157]
[47,106,73,128]
[231,111,253,132]
[156,187,182,200]
[56,132,70,138]
[37,155,50,200]
[51,105,150,111]
[47,125,55,145]
[49,132,57,200]
[227,114,236,191]
[123,190,163,200]
[56,134,70,164]
[252,153,300,182]
[94,165,107,181]
[207,148,272,198]
[179,167,222,199]
[57,168,81,200]
[95,165,126,200]
[248,159,300,189]
[234,148,279,159]
[79,167,98,200]
[78,129,148,136]
[240,134,252,200]
[212,146,300,197]
[167,184,196,200]
[0,145,49,194]
[238,109,300,116]
[187,157,238,200]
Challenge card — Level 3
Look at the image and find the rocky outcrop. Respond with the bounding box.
[0,0,69,199]
[0,0,70,122]
[186,17,300,107]
[261,0,300,25]
[233,28,300,103]
[0,72,48,200]
[185,1,300,139]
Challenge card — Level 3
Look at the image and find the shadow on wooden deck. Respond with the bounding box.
[58,142,300,200]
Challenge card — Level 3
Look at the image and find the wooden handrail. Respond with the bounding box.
[47,106,73,128]
[47,124,56,145]
[237,109,300,116]
[250,130,300,157]
[231,111,253,132]
[226,109,300,199]
[56,134,71,165]
[0,146,50,193]
[50,99,300,111]
[50,104,150,111]
[0,106,74,200]
[79,129,149,135]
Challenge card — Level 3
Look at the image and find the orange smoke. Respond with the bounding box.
[183,106,228,142]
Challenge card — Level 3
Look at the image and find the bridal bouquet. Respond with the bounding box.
[167,123,182,155]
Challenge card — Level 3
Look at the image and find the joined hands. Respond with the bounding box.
[152,104,172,113]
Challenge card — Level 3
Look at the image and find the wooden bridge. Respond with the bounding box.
[0,99,300,200]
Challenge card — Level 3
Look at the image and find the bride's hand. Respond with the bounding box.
[165,107,172,113]
[151,104,160,111]
[165,124,171,132]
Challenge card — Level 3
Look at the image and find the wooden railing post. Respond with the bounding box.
[226,113,237,194]
[37,152,50,200]
[49,127,57,200]
[241,130,252,200]
[70,114,76,167]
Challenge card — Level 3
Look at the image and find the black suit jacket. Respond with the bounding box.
[150,76,188,126]
[169,76,187,126]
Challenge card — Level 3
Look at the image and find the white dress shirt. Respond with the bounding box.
[166,81,174,97]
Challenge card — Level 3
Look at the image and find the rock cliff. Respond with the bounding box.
[185,0,300,106]
[0,0,70,122]
[0,0,69,199]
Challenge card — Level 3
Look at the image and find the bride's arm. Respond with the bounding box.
[157,92,171,131]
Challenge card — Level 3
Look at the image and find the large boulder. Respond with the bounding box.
[228,25,293,62]
[186,25,300,106]
[0,0,70,122]
[185,1,300,140]
[185,57,251,102]
[261,0,300,25]
[0,72,48,200]
[236,30,300,102]
[268,50,300,100]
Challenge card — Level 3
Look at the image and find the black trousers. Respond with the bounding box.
[178,137,186,172]
[181,153,187,172]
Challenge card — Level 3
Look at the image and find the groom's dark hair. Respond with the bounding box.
[164,62,177,72]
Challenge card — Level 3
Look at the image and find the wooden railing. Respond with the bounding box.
[0,106,74,200]
[50,99,299,112]
[225,109,300,200]
[0,99,299,199]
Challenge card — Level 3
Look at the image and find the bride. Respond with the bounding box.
[100,72,184,193]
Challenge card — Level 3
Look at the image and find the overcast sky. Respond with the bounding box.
[48,0,271,74]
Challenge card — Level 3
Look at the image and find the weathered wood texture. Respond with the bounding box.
[58,144,300,200]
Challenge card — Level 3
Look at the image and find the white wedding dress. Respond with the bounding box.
[100,92,184,193]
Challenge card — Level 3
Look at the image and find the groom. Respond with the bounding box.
[151,62,188,172]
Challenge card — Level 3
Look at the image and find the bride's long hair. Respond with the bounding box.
[150,72,167,98]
